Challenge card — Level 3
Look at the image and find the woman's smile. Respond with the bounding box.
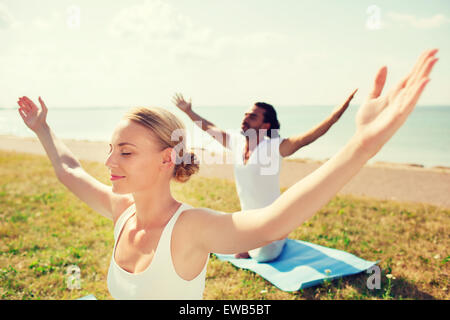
[111,175,126,181]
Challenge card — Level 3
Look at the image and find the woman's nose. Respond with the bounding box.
[104,152,118,168]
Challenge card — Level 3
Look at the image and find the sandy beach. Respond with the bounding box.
[1,134,449,209]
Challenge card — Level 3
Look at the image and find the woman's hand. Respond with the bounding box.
[17,96,49,133]
[354,49,438,158]
[172,93,192,113]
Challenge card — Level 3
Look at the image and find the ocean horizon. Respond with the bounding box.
[1,105,449,168]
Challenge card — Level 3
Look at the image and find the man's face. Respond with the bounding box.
[241,105,270,134]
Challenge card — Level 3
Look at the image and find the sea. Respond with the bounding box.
[1,105,449,168]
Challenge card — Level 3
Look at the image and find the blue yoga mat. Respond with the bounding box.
[215,239,377,291]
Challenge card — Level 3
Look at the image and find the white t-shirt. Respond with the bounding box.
[228,131,284,210]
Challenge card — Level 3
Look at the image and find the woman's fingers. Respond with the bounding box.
[405,50,429,81]
[405,49,438,88]
[398,53,438,118]
[38,96,48,113]
[23,96,38,112]
[389,74,410,100]
[17,98,30,121]
[387,50,438,104]
[19,97,32,113]
[402,77,431,116]
[402,56,438,110]
[405,57,438,109]
[20,96,33,112]
[18,98,27,111]
[404,50,431,87]
[415,57,439,86]
[368,66,387,99]
[18,96,46,116]
[18,107,27,120]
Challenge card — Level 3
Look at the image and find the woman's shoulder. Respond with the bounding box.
[176,206,229,227]
[180,205,228,216]
[173,206,230,251]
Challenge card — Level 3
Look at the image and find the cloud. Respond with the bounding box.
[387,12,450,29]
[108,0,209,42]
[31,11,63,31]
[0,3,18,29]
[0,4,64,31]
[107,0,300,66]
[107,0,215,63]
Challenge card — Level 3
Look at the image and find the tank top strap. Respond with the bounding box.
[154,203,191,262]
[113,203,136,241]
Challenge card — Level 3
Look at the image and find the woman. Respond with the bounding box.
[17,49,438,299]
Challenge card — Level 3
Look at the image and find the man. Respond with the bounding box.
[172,89,357,261]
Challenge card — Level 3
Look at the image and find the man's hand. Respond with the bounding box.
[331,88,358,121]
[172,93,192,113]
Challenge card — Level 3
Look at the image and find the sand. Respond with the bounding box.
[1,134,449,209]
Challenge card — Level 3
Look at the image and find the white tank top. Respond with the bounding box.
[228,132,283,210]
[107,203,208,300]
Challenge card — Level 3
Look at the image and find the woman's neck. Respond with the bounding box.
[131,182,181,230]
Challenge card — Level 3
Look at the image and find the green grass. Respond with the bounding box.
[0,150,448,300]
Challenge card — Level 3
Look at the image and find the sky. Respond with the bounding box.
[0,0,449,108]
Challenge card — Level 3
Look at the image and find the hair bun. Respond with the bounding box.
[173,151,199,183]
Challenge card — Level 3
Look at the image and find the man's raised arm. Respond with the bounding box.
[172,93,230,149]
[279,89,357,157]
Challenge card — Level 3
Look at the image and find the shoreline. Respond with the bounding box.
[1,134,449,209]
[2,134,449,172]
[190,146,450,174]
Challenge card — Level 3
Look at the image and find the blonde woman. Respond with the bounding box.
[17,49,438,299]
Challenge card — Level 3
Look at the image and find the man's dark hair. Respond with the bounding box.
[255,102,280,138]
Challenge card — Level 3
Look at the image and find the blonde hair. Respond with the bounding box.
[124,107,199,183]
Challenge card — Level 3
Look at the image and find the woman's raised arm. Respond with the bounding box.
[17,97,133,222]
[189,49,439,255]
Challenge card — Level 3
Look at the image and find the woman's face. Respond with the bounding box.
[105,119,171,194]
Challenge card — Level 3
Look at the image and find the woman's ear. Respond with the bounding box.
[161,147,174,168]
